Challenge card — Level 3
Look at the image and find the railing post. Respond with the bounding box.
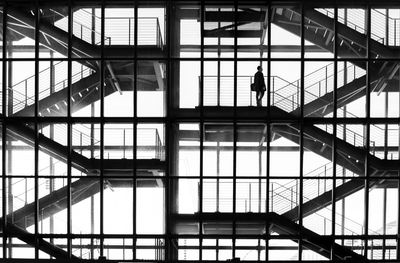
[325,66,328,94]
[385,9,389,46]
[318,81,321,97]
[123,129,126,159]
[129,19,131,46]
[371,240,374,259]
[271,183,274,211]
[198,182,200,213]
[292,94,295,111]
[249,183,252,212]
[372,141,375,156]
[272,77,275,106]
[41,209,44,233]
[296,80,299,106]
[198,76,201,107]
[25,178,28,205]
[155,131,157,159]
[122,238,125,260]
[290,187,293,209]
[25,80,28,107]
[250,77,252,106]
[80,132,83,151]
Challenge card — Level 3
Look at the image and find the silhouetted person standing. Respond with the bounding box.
[254,66,266,107]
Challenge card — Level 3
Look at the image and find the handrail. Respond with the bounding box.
[317,8,400,46]
[84,127,164,160]
[8,64,95,114]
[271,181,379,236]
[202,178,379,237]
[54,8,163,47]
[202,74,374,154]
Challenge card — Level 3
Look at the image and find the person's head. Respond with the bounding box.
[257,66,263,72]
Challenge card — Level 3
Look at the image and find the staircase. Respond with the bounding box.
[1,118,165,224]
[1,7,165,118]
[268,212,367,262]
[203,5,400,118]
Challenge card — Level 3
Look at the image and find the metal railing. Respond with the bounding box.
[105,17,163,47]
[201,178,375,237]
[8,62,94,114]
[200,68,400,159]
[50,8,109,46]
[317,8,400,46]
[52,8,163,47]
[74,126,164,160]
[201,160,381,236]
[201,72,374,153]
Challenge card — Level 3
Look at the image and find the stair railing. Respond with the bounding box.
[53,8,163,47]
[317,8,400,46]
[9,62,94,114]
[49,8,108,45]
[201,177,374,237]
[316,8,385,45]
[272,180,381,236]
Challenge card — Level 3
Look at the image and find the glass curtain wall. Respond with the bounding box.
[0,0,399,262]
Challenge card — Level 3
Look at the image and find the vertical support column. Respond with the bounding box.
[216,141,220,212]
[133,2,138,261]
[168,122,179,225]
[397,67,400,260]
[258,145,262,213]
[166,0,179,261]
[341,10,347,241]
[199,1,205,260]
[382,186,387,259]
[90,6,96,259]
[2,3,7,258]
[298,2,305,260]
[364,4,371,259]
[217,8,221,107]
[99,2,106,257]
[49,50,55,247]
[265,3,272,261]
[331,2,338,259]
[170,2,180,110]
[34,2,40,259]
[6,40,12,259]
[66,1,73,259]
[232,1,238,259]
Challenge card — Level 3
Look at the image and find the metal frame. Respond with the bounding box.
[0,0,399,262]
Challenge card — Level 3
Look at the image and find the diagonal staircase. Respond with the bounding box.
[268,212,367,262]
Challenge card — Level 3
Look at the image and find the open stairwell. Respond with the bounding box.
[1,7,165,117]
[268,212,367,262]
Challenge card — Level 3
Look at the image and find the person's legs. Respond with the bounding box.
[256,91,261,106]
[256,90,264,107]
[259,90,265,104]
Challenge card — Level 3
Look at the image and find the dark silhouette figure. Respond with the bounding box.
[254,66,266,107]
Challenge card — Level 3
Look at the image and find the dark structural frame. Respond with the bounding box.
[0,0,400,262]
